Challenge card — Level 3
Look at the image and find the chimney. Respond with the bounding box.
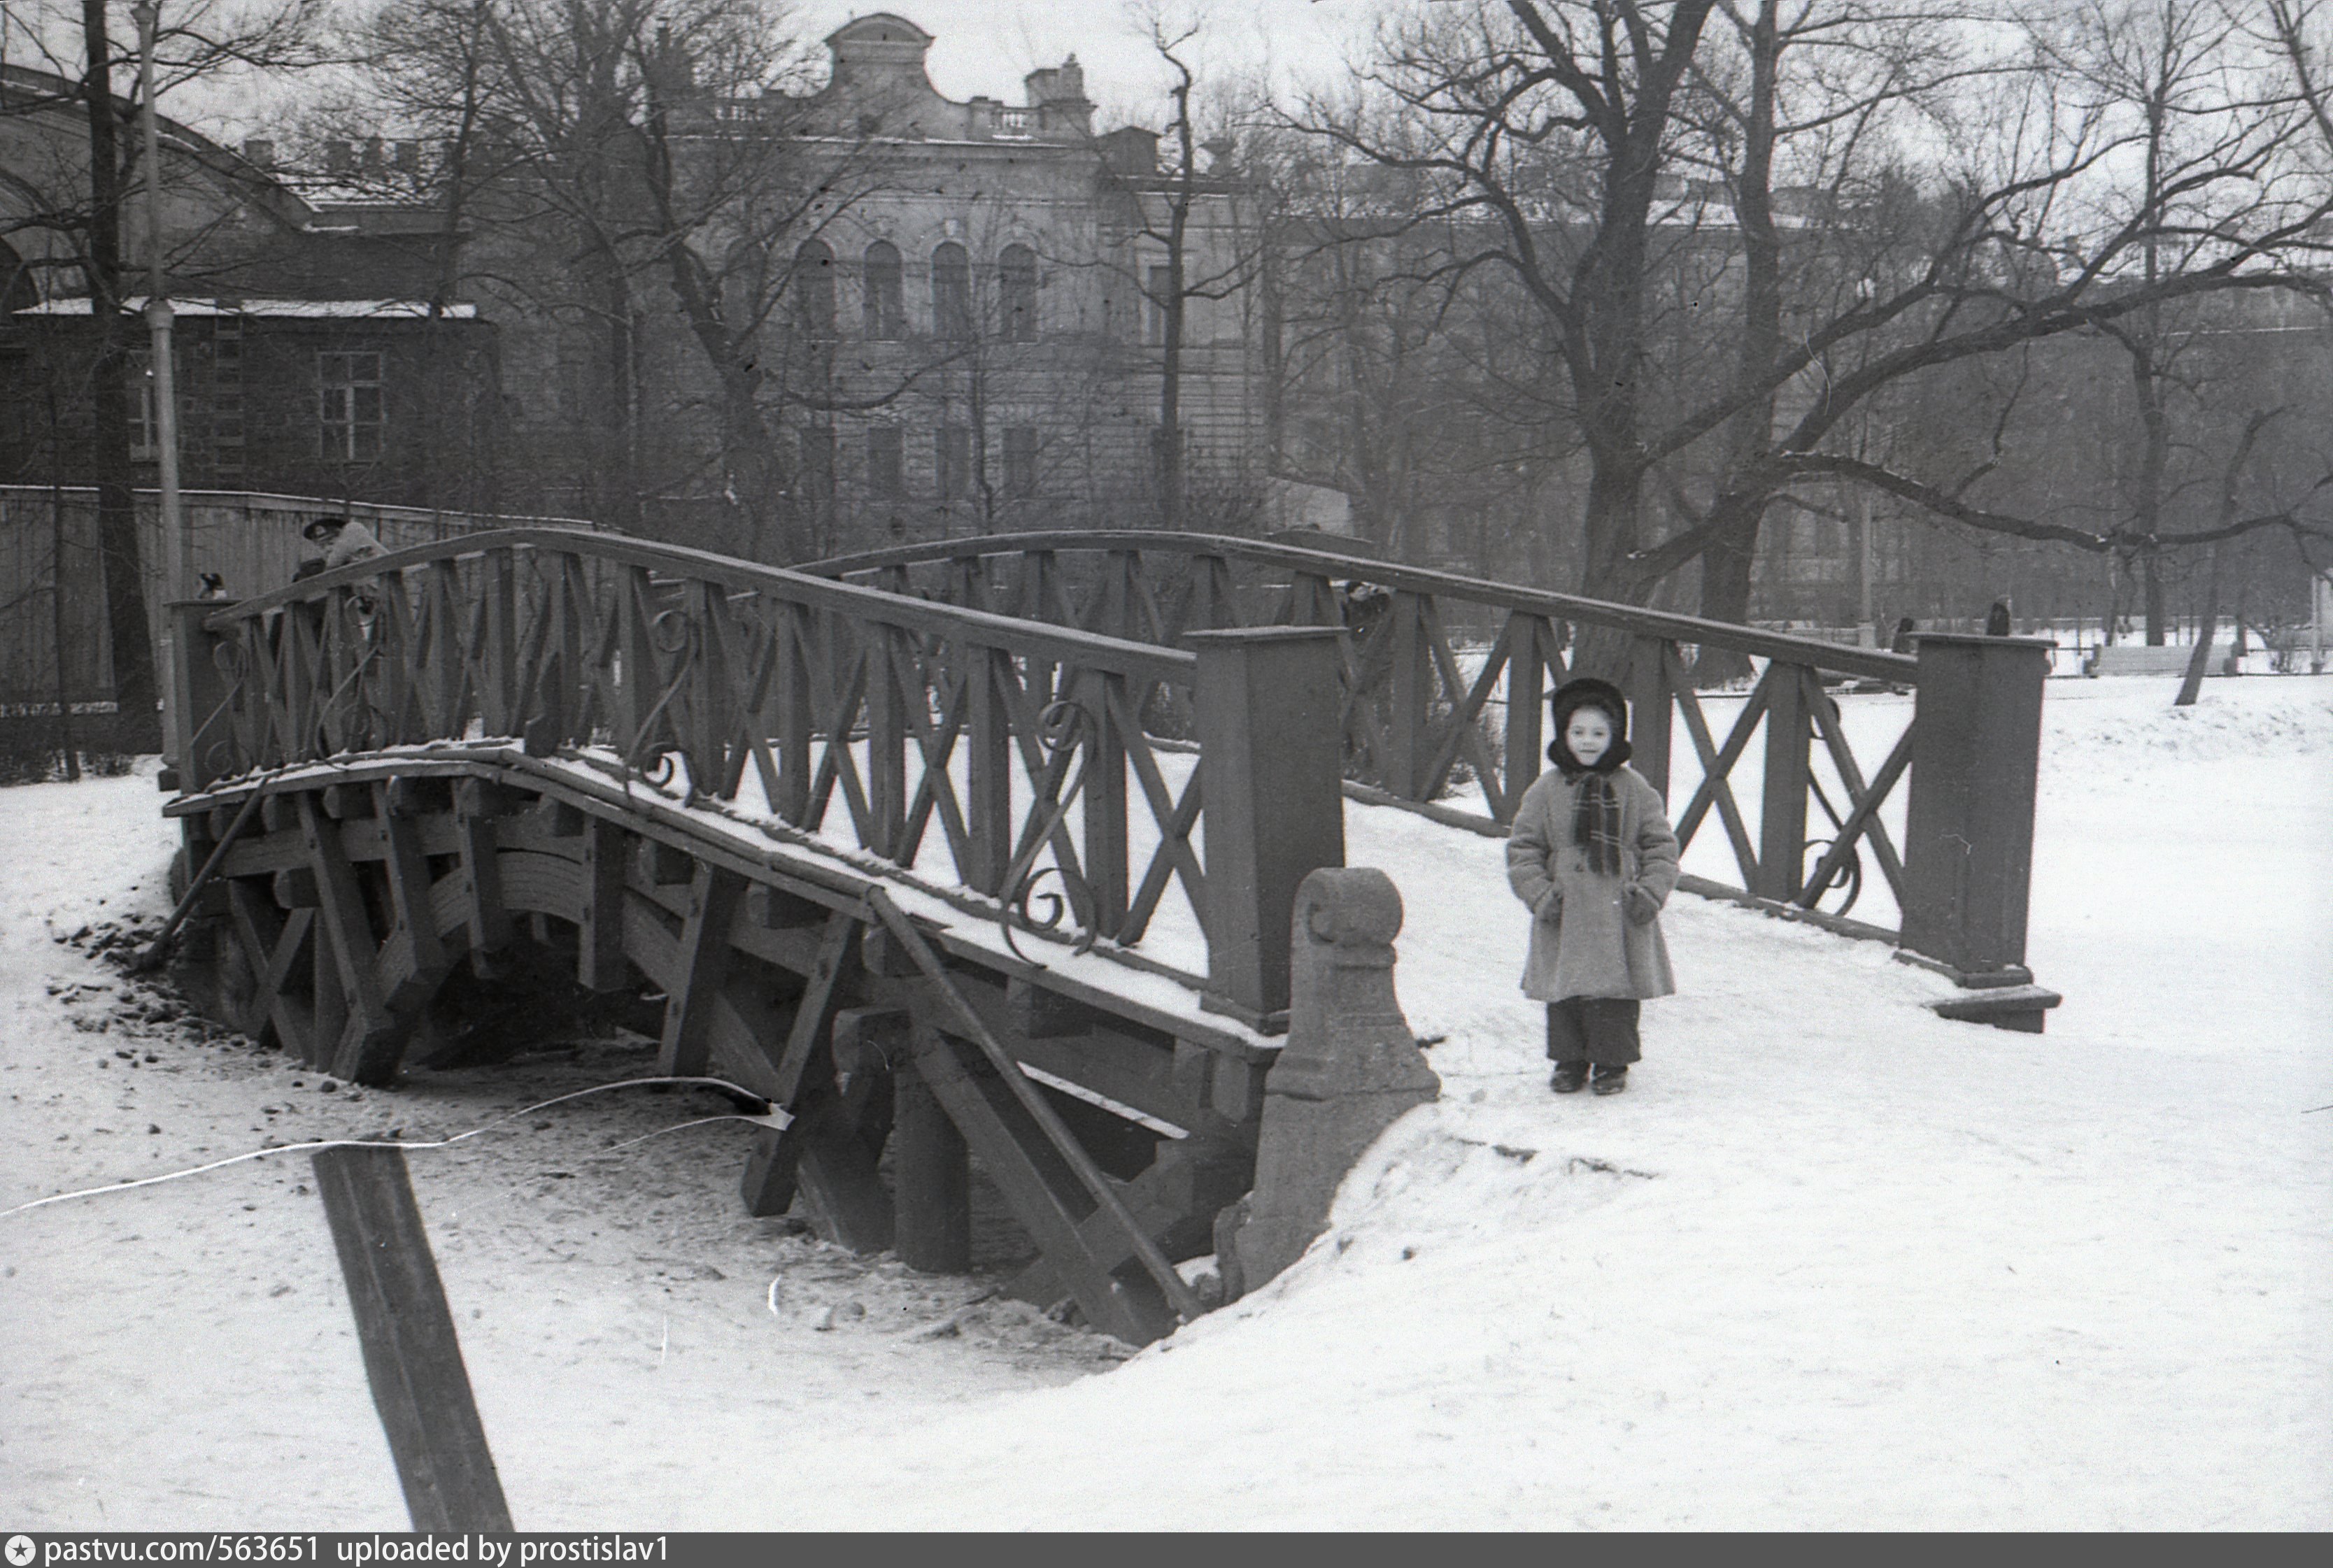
[1098,126,1159,178]
[241,137,276,170]
[1028,55,1093,138]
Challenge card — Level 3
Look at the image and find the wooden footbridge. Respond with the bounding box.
[153,525,2057,1343]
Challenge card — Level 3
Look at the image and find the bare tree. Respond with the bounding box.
[1296,0,2332,673]
[3,1,332,750]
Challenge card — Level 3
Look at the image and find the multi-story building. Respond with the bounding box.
[600,12,1270,557]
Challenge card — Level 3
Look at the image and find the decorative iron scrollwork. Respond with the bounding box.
[996,694,1098,963]
[1802,775,1864,918]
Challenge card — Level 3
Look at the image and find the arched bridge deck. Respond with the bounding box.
[154,527,2057,1343]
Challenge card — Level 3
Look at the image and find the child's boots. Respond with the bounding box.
[1550,1061,1589,1094]
[1591,1064,1629,1096]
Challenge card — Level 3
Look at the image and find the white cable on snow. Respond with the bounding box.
[0,1074,788,1220]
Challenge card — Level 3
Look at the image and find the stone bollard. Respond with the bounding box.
[1219,867,1439,1299]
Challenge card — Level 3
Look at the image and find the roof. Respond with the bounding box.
[16,298,479,320]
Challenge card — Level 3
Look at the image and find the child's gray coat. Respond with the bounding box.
[1505,764,1681,1002]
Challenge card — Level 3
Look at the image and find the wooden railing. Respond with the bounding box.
[166,528,1345,1026]
[804,532,2052,984]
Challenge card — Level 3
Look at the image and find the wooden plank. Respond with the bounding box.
[866,627,907,860]
[891,1055,970,1274]
[767,909,863,1106]
[373,785,447,1011]
[577,818,627,992]
[299,794,395,1082]
[802,531,1920,680]
[309,908,348,1074]
[795,1135,897,1253]
[453,811,509,976]
[771,603,812,824]
[964,647,1012,896]
[1668,650,1769,881]
[1007,1135,1250,1309]
[1082,673,1129,939]
[229,882,316,1058]
[311,1145,513,1532]
[658,864,746,1078]
[904,1022,1172,1343]
[1757,664,1815,902]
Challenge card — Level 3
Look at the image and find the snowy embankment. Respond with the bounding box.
[3,678,2328,1530]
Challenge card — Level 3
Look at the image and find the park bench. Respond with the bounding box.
[2087,643,2232,677]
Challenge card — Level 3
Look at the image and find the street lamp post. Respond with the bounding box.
[131,1,187,766]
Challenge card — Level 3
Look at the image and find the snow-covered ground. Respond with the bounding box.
[3,676,2327,1530]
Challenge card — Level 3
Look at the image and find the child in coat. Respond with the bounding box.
[1505,677,1682,1095]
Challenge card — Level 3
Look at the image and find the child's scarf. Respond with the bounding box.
[1570,771,1625,878]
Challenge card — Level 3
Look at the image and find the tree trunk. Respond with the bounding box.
[1693,0,1783,690]
[2174,542,2220,706]
[1692,501,1764,687]
[80,0,160,754]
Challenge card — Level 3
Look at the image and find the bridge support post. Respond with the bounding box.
[167,600,233,792]
[1900,634,2061,1031]
[891,1055,971,1274]
[1219,868,1438,1299]
[1186,627,1345,1030]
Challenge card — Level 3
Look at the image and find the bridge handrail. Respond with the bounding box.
[202,525,1196,687]
[171,522,1352,1026]
[802,529,1919,685]
[798,527,2050,987]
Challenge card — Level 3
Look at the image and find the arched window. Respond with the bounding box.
[792,239,835,336]
[863,241,902,339]
[998,244,1037,341]
[932,241,972,340]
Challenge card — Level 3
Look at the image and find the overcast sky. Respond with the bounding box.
[794,2,1378,120]
[0,1,1387,141]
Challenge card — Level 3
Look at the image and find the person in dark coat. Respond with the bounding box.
[1985,600,2012,636]
[1505,678,1681,1096]
[1889,616,1916,654]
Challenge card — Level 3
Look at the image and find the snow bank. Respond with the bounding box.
[3,680,2327,1530]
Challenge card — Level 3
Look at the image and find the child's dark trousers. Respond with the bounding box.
[1545,997,1642,1066]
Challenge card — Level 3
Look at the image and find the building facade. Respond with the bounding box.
[0,63,497,513]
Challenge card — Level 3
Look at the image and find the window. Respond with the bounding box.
[319,351,385,460]
[863,241,902,339]
[793,239,835,336]
[935,427,971,499]
[799,425,835,504]
[1003,426,1037,498]
[1144,264,1173,346]
[867,426,903,496]
[932,242,972,339]
[998,245,1037,341]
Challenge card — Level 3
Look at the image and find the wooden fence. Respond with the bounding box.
[0,488,590,762]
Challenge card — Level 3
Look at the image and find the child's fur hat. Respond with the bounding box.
[1547,677,1633,771]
